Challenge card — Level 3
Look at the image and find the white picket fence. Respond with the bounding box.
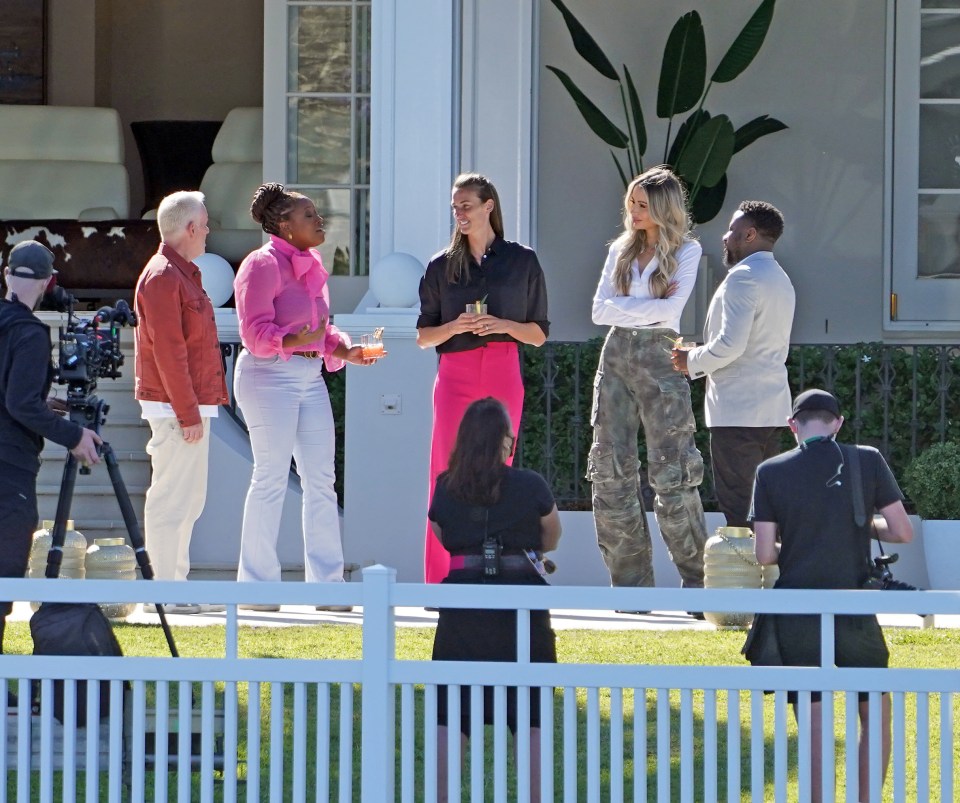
[0,568,957,802]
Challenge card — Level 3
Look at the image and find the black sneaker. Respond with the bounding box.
[687,611,706,621]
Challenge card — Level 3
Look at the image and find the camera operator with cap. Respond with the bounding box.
[0,240,101,658]
[750,388,913,801]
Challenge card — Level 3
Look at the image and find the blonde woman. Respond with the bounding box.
[588,166,707,593]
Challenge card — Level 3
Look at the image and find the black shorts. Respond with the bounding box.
[775,614,889,704]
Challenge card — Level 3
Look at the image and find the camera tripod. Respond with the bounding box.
[43,395,179,657]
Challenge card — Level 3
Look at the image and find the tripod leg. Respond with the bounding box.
[101,442,179,658]
[45,454,80,579]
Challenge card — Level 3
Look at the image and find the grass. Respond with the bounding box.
[2,622,958,800]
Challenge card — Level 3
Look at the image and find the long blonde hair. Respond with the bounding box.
[613,167,693,297]
[444,173,505,284]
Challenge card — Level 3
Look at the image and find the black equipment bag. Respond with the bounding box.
[30,601,125,724]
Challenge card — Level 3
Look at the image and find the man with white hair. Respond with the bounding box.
[134,192,228,606]
[0,240,101,656]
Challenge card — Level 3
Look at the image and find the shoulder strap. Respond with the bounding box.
[846,443,867,528]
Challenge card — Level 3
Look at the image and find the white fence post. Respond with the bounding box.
[361,564,397,802]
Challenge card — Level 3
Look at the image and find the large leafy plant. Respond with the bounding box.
[547,0,787,223]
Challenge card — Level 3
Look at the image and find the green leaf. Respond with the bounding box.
[712,0,776,84]
[733,115,788,153]
[674,114,735,190]
[690,174,727,224]
[622,65,647,160]
[657,11,707,119]
[546,66,629,148]
[667,109,710,167]
[548,0,619,81]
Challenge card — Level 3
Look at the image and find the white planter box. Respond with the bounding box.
[921,520,960,590]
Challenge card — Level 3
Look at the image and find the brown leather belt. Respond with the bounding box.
[293,351,321,359]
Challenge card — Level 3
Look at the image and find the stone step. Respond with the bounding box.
[36,483,147,521]
[40,417,149,453]
[38,450,151,487]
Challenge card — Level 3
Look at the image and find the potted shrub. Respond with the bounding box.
[902,441,960,590]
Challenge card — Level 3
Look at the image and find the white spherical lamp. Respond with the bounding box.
[369,252,423,308]
[194,252,235,307]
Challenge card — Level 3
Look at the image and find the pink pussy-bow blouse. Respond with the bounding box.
[234,234,348,371]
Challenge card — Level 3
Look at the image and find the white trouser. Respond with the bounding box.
[143,416,211,581]
[234,351,344,583]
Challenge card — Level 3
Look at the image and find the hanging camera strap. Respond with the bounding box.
[847,443,898,569]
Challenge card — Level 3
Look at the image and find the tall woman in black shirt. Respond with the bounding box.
[417,173,550,582]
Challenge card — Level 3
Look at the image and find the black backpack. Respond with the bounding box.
[30,602,125,724]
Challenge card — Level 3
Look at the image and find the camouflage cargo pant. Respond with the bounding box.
[587,327,707,588]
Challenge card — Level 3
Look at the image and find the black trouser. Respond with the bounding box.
[0,462,39,650]
[709,426,784,528]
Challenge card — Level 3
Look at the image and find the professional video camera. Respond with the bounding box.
[45,286,137,432]
[861,551,918,591]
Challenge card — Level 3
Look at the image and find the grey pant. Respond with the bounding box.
[587,327,707,588]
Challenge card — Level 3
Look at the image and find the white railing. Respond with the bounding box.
[0,569,957,802]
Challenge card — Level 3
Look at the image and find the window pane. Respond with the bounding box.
[919,104,960,188]
[357,3,372,94]
[354,188,369,276]
[302,188,352,276]
[918,194,960,277]
[921,13,960,97]
[922,1,960,10]
[288,97,352,185]
[288,5,352,93]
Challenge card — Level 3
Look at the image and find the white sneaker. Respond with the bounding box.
[239,604,281,612]
[315,605,353,613]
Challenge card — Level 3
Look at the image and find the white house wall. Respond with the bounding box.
[538,0,889,344]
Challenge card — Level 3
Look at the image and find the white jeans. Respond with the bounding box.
[234,351,344,583]
[143,417,211,581]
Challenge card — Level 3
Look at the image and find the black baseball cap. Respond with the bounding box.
[792,388,840,418]
[7,241,57,280]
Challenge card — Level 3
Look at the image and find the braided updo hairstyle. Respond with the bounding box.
[249,182,306,237]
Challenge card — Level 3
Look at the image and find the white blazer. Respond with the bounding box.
[685,251,795,427]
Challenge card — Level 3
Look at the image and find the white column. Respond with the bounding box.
[341,0,458,580]
[459,0,540,244]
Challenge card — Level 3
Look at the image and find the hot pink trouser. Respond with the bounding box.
[424,342,524,583]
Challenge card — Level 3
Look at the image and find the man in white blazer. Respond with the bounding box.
[671,201,795,528]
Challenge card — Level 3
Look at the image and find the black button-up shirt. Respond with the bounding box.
[416,238,550,354]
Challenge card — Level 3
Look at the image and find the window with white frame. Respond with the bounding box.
[891,0,960,327]
[283,0,371,276]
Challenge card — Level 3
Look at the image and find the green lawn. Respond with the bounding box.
[2,623,957,801]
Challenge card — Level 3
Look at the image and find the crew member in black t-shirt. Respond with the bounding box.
[429,397,560,803]
[751,389,913,801]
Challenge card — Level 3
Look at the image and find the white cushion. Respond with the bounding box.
[0,161,129,219]
[201,162,263,230]
[0,106,124,163]
[211,107,263,163]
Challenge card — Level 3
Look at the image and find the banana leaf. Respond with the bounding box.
[674,114,735,191]
[712,0,776,84]
[657,11,706,119]
[548,0,619,81]
[622,64,647,163]
[690,175,728,225]
[734,114,788,153]
[546,66,629,148]
[667,109,711,167]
